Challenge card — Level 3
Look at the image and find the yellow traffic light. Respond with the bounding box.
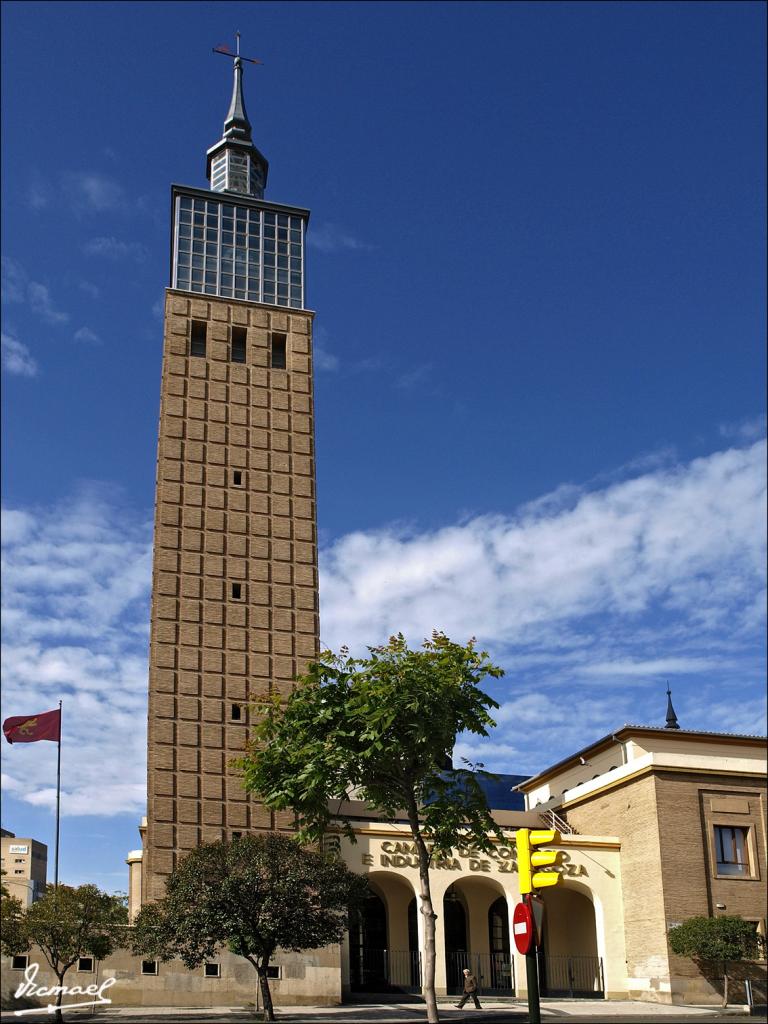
[515,828,564,894]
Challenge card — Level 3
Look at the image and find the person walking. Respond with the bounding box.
[456,967,482,1009]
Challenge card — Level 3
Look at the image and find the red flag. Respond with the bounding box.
[3,709,61,744]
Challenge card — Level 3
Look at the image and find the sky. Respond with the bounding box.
[1,1,765,893]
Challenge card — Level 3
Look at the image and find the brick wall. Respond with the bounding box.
[143,291,319,903]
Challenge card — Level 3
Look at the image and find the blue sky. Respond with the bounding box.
[1,1,765,893]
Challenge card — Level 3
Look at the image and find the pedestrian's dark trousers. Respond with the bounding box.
[457,991,481,1008]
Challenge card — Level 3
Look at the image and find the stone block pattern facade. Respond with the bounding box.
[143,290,319,903]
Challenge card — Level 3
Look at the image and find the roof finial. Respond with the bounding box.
[212,34,263,142]
[208,36,269,197]
[664,683,680,730]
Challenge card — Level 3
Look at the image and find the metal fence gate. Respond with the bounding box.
[446,952,515,996]
[538,953,604,998]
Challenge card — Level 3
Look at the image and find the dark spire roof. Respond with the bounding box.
[664,685,681,730]
[223,57,252,142]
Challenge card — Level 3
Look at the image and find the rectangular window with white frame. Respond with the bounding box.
[714,824,752,876]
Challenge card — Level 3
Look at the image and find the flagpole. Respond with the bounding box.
[55,699,62,889]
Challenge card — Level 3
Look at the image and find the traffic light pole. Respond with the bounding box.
[524,895,541,1024]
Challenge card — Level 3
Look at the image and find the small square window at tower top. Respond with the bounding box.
[233,470,242,486]
[231,704,242,722]
[231,583,242,600]
[271,333,287,370]
[231,326,247,363]
[190,320,207,357]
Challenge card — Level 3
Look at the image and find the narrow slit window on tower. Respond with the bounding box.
[231,326,247,363]
[190,320,207,357]
[231,583,242,600]
[231,704,242,722]
[270,333,287,370]
[233,470,242,486]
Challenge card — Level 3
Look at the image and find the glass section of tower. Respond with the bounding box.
[173,194,305,308]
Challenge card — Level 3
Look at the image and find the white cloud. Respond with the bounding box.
[307,223,371,253]
[396,363,433,390]
[314,345,339,371]
[1,258,69,324]
[79,280,100,299]
[1,440,764,819]
[74,327,102,345]
[575,657,719,678]
[27,180,51,211]
[1,330,38,377]
[720,415,767,443]
[1,257,28,305]
[63,172,126,213]
[27,282,69,324]
[1,491,152,817]
[83,237,148,262]
[320,441,766,658]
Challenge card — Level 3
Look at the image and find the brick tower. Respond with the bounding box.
[139,51,318,904]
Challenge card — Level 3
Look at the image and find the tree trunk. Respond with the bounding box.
[722,964,729,1008]
[55,972,65,1023]
[256,964,275,1022]
[406,801,440,1024]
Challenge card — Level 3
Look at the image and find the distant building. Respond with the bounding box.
[0,833,47,906]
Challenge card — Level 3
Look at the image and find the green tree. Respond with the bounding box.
[131,833,368,1022]
[0,884,128,1022]
[668,915,760,1007]
[240,632,505,1024]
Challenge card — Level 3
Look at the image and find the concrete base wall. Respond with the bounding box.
[1,945,342,1010]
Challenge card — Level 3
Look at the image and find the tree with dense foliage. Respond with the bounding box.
[131,833,368,1022]
[668,915,761,1007]
[0,884,128,1022]
[240,632,506,1023]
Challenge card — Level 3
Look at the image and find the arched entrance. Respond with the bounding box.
[349,892,388,991]
[349,873,420,993]
[444,880,514,996]
[538,885,604,997]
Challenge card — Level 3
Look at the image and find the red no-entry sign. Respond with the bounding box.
[513,901,534,955]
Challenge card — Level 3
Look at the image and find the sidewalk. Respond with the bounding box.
[1,999,753,1023]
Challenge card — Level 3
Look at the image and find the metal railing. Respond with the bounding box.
[537,953,604,997]
[539,808,577,835]
[349,948,422,993]
[446,952,515,996]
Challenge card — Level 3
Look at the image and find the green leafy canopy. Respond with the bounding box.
[131,833,369,970]
[240,632,506,857]
[0,884,128,968]
[668,915,760,966]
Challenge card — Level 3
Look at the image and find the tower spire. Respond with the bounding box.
[224,56,252,142]
[664,684,680,730]
[207,34,268,198]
